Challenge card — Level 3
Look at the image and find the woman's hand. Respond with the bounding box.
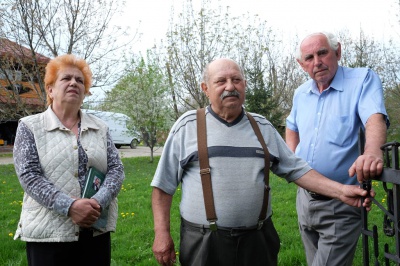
[68,198,101,227]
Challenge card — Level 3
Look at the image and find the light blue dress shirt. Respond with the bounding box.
[286,66,389,185]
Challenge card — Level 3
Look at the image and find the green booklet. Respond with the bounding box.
[82,167,108,231]
[82,167,105,198]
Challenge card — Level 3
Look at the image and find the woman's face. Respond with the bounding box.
[48,66,86,108]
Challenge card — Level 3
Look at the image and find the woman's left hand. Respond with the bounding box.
[68,198,101,227]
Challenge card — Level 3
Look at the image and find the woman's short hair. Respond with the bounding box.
[44,54,92,106]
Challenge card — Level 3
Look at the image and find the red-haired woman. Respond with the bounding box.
[13,54,125,266]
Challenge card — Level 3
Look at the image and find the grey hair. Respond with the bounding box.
[296,32,339,61]
[201,58,245,84]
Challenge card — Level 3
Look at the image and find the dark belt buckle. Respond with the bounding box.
[257,220,264,230]
[209,221,217,231]
[307,190,331,200]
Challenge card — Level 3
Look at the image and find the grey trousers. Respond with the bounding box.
[297,187,361,266]
[179,217,280,266]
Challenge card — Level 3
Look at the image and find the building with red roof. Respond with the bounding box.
[0,38,50,145]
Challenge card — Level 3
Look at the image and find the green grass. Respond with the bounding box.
[0,157,397,265]
[0,153,12,158]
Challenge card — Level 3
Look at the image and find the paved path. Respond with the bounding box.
[0,146,163,165]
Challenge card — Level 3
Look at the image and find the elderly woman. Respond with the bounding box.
[13,54,125,266]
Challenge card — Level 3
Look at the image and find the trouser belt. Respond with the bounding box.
[307,190,332,200]
[181,217,266,232]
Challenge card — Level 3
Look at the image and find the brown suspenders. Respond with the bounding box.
[196,108,218,230]
[196,108,271,231]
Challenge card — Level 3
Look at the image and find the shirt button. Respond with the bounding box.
[73,145,78,150]
[75,172,78,178]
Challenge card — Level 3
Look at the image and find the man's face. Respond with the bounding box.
[201,59,246,115]
[297,34,341,91]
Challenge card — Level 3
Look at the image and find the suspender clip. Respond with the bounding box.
[209,220,217,231]
[200,168,211,175]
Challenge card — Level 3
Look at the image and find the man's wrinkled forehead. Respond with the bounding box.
[301,35,329,52]
[209,62,242,77]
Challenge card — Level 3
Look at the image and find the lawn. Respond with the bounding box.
[0,156,397,265]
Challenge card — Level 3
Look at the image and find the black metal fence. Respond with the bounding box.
[361,141,400,266]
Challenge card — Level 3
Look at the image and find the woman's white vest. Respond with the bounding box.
[14,107,118,242]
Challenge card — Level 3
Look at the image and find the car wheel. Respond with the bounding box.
[115,144,121,149]
[130,139,139,149]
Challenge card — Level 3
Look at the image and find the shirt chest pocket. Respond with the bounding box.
[324,115,352,147]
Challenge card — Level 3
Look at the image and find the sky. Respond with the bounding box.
[91,0,399,101]
[115,0,400,53]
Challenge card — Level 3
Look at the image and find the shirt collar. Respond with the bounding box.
[207,105,244,127]
[44,106,100,131]
[44,106,64,131]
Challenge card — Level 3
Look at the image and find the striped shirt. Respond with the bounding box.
[151,106,311,227]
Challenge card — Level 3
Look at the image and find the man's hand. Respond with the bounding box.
[152,231,176,265]
[348,154,384,183]
[340,185,376,211]
[68,198,101,227]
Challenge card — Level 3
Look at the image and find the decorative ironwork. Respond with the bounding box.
[361,140,400,266]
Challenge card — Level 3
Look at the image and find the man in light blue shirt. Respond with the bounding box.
[286,32,389,266]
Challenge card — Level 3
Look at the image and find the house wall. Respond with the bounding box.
[0,38,50,146]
